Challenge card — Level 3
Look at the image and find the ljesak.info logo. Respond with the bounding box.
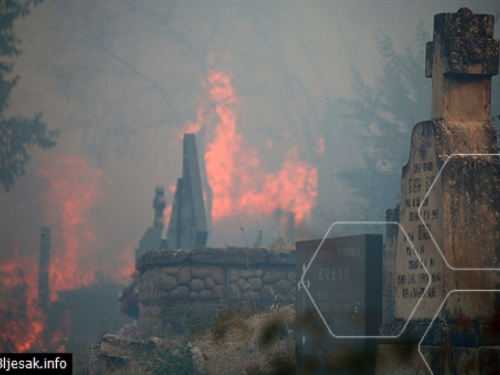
[0,353,72,373]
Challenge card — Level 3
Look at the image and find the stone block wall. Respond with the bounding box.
[136,248,295,337]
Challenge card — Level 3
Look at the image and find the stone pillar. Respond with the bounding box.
[39,226,50,312]
[153,185,166,228]
[166,134,208,249]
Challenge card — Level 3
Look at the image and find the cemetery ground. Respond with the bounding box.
[83,303,297,375]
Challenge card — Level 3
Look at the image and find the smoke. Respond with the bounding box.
[1,0,498,351]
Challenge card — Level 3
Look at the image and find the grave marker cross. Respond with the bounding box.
[425,7,499,122]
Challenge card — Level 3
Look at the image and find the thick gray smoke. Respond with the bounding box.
[1,0,498,269]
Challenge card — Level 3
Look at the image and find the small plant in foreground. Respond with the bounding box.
[144,341,194,375]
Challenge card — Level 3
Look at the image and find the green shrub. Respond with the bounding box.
[145,341,194,375]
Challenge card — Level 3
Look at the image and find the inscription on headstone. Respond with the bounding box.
[378,8,500,375]
[393,7,500,321]
[394,127,444,319]
[296,235,382,374]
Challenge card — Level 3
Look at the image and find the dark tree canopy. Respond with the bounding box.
[0,0,58,192]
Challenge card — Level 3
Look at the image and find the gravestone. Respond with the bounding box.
[166,133,208,249]
[378,8,500,374]
[296,234,383,374]
[135,186,166,259]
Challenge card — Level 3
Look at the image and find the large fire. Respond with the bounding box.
[0,156,135,352]
[0,254,45,352]
[185,69,317,235]
[38,156,107,300]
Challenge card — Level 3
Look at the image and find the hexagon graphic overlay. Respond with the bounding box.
[300,221,431,339]
[418,153,500,270]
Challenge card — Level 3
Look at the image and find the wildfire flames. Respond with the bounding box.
[1,156,134,352]
[0,255,44,352]
[184,69,318,234]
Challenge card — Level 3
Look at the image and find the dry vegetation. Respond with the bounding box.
[192,304,296,375]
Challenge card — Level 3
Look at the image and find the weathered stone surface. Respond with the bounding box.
[159,275,177,292]
[394,122,500,320]
[209,268,224,284]
[425,8,499,122]
[100,334,146,358]
[189,278,204,292]
[136,249,188,271]
[274,279,291,295]
[177,268,191,285]
[212,285,224,299]
[138,272,159,305]
[199,290,212,300]
[169,286,189,300]
[263,270,283,284]
[243,291,260,302]
[189,248,223,264]
[266,250,296,265]
[226,247,267,265]
[138,248,295,271]
[203,276,215,290]
[248,277,263,291]
[260,285,275,302]
[157,290,169,300]
[377,9,500,375]
[138,305,162,337]
[188,291,199,300]
[191,267,209,279]
[161,267,178,276]
[166,134,208,249]
[228,270,239,283]
[241,270,253,279]
[227,284,241,301]
[136,247,295,337]
[236,278,249,292]
[90,335,161,375]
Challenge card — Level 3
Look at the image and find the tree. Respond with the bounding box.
[332,23,431,218]
[0,0,58,192]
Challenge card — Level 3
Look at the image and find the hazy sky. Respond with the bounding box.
[1,0,499,279]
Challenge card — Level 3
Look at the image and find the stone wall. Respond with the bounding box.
[136,248,295,337]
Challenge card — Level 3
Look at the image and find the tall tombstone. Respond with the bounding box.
[167,133,208,249]
[135,186,166,259]
[296,235,383,375]
[378,8,500,374]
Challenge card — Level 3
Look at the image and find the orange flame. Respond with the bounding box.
[186,69,317,230]
[1,156,137,352]
[0,256,45,352]
[38,156,134,289]
[38,157,106,301]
